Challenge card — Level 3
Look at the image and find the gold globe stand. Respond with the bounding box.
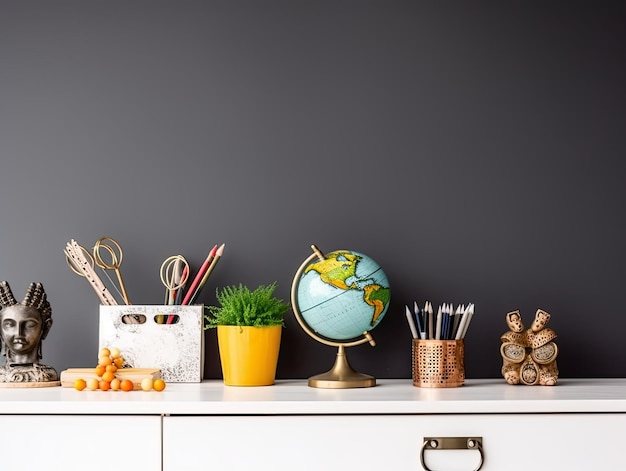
[308,341,376,389]
[291,245,378,389]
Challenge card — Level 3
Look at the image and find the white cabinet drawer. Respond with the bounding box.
[163,413,625,470]
[0,415,161,471]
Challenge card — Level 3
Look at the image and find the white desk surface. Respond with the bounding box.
[0,378,625,415]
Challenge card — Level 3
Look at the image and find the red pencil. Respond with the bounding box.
[181,244,218,305]
[188,243,225,304]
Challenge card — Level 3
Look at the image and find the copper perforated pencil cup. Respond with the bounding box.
[412,339,465,387]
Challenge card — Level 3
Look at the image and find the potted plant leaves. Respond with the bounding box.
[204,282,290,386]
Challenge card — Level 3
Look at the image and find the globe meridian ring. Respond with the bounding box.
[290,248,391,348]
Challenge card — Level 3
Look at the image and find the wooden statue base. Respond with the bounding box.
[0,380,61,388]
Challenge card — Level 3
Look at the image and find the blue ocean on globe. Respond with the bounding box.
[295,250,391,341]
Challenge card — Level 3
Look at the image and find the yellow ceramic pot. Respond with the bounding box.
[217,325,282,386]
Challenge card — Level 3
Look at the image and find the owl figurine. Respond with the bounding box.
[500,309,558,386]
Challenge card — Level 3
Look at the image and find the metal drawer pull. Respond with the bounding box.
[420,436,484,471]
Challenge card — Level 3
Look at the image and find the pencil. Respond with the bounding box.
[451,304,462,340]
[460,303,475,339]
[435,304,442,340]
[455,304,471,340]
[427,301,433,340]
[181,244,218,306]
[413,301,424,340]
[188,243,225,304]
[405,305,418,339]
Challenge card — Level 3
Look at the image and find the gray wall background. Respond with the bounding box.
[1,1,624,381]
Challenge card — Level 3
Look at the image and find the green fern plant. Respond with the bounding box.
[204,282,290,329]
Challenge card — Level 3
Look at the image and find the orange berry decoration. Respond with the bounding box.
[110,378,121,391]
[101,370,116,383]
[99,347,111,358]
[120,379,134,392]
[74,378,87,391]
[152,379,166,392]
[75,346,161,393]
[86,378,100,391]
[141,378,153,391]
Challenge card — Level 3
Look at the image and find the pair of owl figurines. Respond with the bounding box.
[500,309,558,386]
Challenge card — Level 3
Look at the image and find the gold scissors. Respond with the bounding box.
[92,237,132,305]
[159,254,190,305]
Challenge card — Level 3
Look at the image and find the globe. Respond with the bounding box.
[291,245,391,388]
[296,249,391,341]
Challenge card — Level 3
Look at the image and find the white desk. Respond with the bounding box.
[1,378,623,470]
